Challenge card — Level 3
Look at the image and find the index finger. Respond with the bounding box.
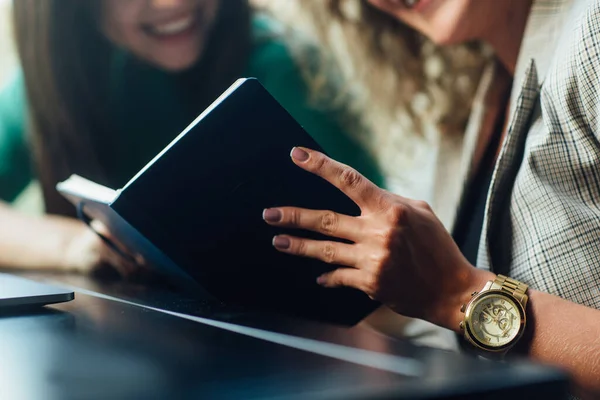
[290,147,382,210]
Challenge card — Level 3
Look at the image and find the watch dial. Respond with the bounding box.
[469,294,522,348]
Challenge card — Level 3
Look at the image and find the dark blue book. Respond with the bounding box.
[57,78,378,325]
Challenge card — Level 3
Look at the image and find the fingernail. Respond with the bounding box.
[263,208,282,223]
[291,147,310,162]
[272,236,290,250]
[316,276,327,285]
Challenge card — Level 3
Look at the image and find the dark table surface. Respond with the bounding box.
[0,272,569,400]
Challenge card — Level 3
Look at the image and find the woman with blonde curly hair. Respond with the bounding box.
[263,0,600,397]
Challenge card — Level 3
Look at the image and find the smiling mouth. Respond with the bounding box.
[403,0,419,8]
[399,0,435,13]
[144,14,197,37]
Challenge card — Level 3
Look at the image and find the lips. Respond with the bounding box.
[396,0,434,13]
[143,13,197,38]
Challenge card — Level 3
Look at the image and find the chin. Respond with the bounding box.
[426,23,466,46]
[428,32,461,46]
[153,54,200,72]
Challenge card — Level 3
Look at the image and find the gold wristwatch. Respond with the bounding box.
[459,275,528,354]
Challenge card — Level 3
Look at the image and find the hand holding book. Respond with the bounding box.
[263,147,494,332]
[63,219,146,279]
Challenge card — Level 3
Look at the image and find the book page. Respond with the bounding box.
[56,175,119,205]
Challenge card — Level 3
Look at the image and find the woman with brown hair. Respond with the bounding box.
[0,0,382,277]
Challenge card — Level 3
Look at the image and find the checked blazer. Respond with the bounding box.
[475,0,600,308]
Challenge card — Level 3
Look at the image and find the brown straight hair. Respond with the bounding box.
[13,0,251,216]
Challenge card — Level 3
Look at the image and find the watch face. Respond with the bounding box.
[467,292,524,350]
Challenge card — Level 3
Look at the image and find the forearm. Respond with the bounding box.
[447,270,600,398]
[526,290,600,398]
[0,201,84,271]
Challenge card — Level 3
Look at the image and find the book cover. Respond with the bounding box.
[58,78,378,325]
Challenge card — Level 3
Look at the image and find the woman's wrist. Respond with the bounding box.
[432,266,496,333]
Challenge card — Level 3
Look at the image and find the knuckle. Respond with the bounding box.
[368,249,392,268]
[295,239,307,256]
[321,243,337,264]
[288,208,301,226]
[312,155,328,174]
[364,274,381,297]
[339,167,362,189]
[373,226,396,244]
[388,203,410,225]
[376,193,391,212]
[414,200,432,212]
[320,211,339,235]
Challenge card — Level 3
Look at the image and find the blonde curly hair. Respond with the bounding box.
[258,0,492,182]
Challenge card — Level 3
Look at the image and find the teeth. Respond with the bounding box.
[151,15,194,35]
[403,0,419,8]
